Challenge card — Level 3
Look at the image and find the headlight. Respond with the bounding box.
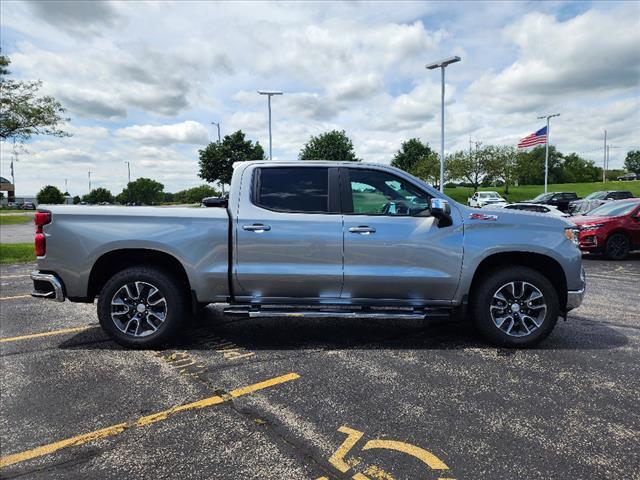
[564,227,579,245]
[580,223,604,232]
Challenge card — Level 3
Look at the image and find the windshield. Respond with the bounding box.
[588,200,639,217]
[585,191,607,200]
[531,193,554,201]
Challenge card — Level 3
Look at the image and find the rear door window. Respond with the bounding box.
[254,167,330,213]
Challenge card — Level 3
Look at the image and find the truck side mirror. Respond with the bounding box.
[430,198,452,227]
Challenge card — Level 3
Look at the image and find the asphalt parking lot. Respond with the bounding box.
[1,255,639,480]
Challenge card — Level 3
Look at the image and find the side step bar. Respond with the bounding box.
[224,307,450,320]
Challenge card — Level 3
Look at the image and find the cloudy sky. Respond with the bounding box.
[1,0,639,196]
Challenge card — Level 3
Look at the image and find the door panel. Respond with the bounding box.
[234,166,343,301]
[341,168,463,304]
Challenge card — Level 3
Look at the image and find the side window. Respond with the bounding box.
[347,169,431,216]
[255,167,329,213]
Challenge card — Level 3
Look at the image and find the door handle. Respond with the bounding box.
[243,224,271,232]
[348,226,376,234]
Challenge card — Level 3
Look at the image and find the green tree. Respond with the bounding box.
[445,142,489,191]
[484,145,519,194]
[624,150,640,174]
[561,153,600,183]
[0,54,69,142]
[174,185,219,204]
[118,178,164,205]
[198,130,265,185]
[72,195,81,204]
[82,187,114,204]
[299,130,359,161]
[391,138,433,174]
[515,145,564,185]
[163,192,175,203]
[36,185,65,204]
[412,152,440,188]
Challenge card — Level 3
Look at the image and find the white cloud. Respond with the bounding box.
[115,121,209,145]
[0,1,638,195]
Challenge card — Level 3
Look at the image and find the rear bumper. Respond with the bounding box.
[30,271,65,302]
[566,268,586,311]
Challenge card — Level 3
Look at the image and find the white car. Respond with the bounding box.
[467,191,508,208]
[500,202,569,217]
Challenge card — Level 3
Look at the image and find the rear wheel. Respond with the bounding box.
[471,266,559,347]
[97,266,188,348]
[604,233,630,260]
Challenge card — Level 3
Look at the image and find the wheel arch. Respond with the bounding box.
[88,248,192,302]
[469,252,567,310]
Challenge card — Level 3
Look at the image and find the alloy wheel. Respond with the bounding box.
[489,281,547,337]
[110,281,167,337]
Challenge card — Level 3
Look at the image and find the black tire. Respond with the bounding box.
[97,266,189,348]
[471,266,559,348]
[604,233,630,260]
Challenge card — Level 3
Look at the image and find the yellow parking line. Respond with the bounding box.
[0,326,94,343]
[0,295,31,301]
[0,372,300,468]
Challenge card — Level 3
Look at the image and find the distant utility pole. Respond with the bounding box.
[88,171,91,192]
[603,130,607,183]
[124,161,131,183]
[211,122,221,143]
[64,179,68,193]
[257,90,284,161]
[536,113,560,193]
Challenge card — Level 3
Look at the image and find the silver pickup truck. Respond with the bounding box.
[31,161,585,348]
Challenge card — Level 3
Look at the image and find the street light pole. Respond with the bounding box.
[211,122,221,142]
[603,129,607,183]
[88,171,91,192]
[124,161,131,183]
[536,113,560,193]
[426,56,461,192]
[257,90,283,161]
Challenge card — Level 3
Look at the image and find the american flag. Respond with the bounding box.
[517,126,547,149]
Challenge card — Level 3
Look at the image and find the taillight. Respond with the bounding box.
[35,233,46,256]
[34,212,52,257]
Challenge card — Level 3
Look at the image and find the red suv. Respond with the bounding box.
[571,199,640,259]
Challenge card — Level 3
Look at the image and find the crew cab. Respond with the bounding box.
[31,161,585,348]
[524,192,579,213]
[467,191,507,208]
[571,199,640,259]
[568,190,634,216]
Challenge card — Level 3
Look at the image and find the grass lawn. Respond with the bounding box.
[0,215,33,225]
[444,180,640,204]
[0,243,35,264]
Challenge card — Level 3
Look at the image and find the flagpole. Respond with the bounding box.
[537,113,560,194]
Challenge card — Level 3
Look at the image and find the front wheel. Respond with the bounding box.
[471,266,559,347]
[604,233,630,260]
[97,266,188,348]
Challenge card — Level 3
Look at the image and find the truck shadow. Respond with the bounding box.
[58,310,628,352]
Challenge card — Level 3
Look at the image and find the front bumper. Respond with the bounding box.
[566,267,586,311]
[31,271,65,302]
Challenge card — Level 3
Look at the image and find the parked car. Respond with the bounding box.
[22,202,36,210]
[467,191,507,208]
[500,203,569,217]
[523,192,579,213]
[569,190,634,216]
[571,199,640,259]
[30,161,585,349]
[617,173,638,181]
